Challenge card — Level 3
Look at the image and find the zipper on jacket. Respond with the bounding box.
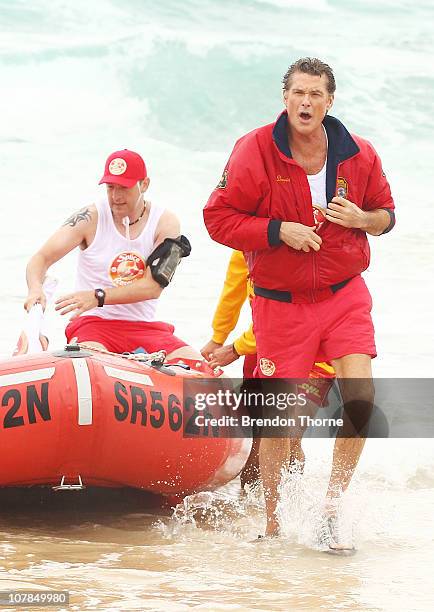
[297,165,318,298]
[311,250,317,302]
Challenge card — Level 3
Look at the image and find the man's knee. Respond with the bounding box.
[166,345,202,360]
[331,353,372,378]
[338,398,374,438]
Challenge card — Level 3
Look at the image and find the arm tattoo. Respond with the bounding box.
[63,207,92,227]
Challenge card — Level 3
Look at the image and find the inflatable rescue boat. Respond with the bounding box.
[0,345,251,495]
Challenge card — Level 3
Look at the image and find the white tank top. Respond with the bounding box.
[307,125,328,210]
[307,159,327,209]
[75,197,164,321]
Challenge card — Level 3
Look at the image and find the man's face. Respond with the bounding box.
[283,71,334,135]
[106,182,141,213]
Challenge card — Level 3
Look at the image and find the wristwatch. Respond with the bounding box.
[94,288,106,307]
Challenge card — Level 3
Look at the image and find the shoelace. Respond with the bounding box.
[317,514,338,549]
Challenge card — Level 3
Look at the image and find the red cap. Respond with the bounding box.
[99,149,147,188]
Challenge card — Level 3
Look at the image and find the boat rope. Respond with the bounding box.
[77,343,167,366]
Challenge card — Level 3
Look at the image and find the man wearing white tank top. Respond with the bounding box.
[25,149,200,361]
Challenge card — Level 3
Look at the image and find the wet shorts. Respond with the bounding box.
[65,316,187,355]
[243,353,257,378]
[252,275,376,378]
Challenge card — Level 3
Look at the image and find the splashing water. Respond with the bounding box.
[163,456,365,552]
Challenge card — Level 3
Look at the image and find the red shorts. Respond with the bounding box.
[65,316,187,355]
[243,353,257,378]
[252,275,376,378]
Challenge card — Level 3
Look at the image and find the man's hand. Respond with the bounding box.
[24,289,46,312]
[55,291,98,319]
[279,222,322,252]
[201,339,223,361]
[208,344,239,369]
[326,197,367,229]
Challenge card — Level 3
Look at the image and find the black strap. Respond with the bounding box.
[146,235,191,288]
[146,235,191,267]
[254,278,352,303]
[330,278,350,293]
[254,286,293,302]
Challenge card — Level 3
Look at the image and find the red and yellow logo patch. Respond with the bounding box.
[110,251,146,286]
[336,177,348,198]
[108,158,127,175]
[259,358,276,377]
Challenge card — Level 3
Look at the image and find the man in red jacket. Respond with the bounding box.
[203,58,395,551]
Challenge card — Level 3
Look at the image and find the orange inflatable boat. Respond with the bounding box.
[0,345,251,495]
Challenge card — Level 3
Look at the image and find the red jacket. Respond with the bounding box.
[203,112,395,302]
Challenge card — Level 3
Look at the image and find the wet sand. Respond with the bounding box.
[1,443,433,612]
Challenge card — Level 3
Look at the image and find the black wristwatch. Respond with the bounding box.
[94,288,106,307]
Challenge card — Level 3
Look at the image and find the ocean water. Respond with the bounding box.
[1,0,434,610]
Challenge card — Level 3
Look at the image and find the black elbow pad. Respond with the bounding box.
[146,235,191,287]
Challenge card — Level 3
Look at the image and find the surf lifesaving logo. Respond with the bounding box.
[336,177,348,198]
[110,251,146,286]
[109,158,127,175]
[259,358,276,377]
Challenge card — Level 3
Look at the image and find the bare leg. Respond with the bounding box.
[258,379,310,534]
[260,437,292,536]
[286,393,325,473]
[240,438,260,489]
[327,353,373,504]
[78,341,107,351]
[78,342,202,360]
[166,345,203,360]
[288,437,305,472]
[244,435,304,491]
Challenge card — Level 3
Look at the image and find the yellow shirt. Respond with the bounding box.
[211,251,256,355]
[211,250,334,377]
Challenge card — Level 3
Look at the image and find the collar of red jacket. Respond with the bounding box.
[273,111,360,163]
[272,111,361,204]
